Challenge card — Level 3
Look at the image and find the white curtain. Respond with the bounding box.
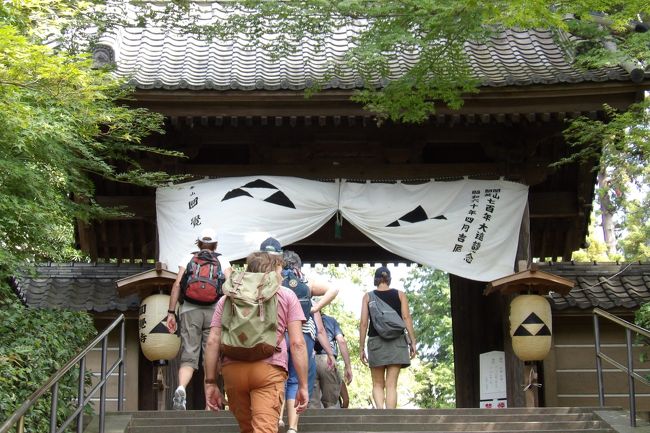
[339,179,528,281]
[156,177,528,281]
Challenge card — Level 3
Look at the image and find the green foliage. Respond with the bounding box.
[561,99,650,258]
[619,198,650,261]
[0,2,184,429]
[0,3,186,281]
[0,282,97,431]
[404,266,455,407]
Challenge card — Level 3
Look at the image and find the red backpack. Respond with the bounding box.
[181,250,224,305]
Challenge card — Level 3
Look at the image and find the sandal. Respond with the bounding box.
[286,429,298,433]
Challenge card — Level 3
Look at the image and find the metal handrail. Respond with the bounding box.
[593,307,650,428]
[0,314,126,433]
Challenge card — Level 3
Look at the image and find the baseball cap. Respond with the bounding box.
[260,237,282,254]
[374,266,391,280]
[197,228,218,244]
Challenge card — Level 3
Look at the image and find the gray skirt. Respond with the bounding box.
[367,335,411,368]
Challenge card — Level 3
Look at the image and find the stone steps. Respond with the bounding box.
[83,407,625,433]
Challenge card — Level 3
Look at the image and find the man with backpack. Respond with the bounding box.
[166,228,232,410]
[203,250,309,433]
[310,313,353,408]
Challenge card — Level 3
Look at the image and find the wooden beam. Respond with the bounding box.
[131,82,647,117]
[173,162,506,180]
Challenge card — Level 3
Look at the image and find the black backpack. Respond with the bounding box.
[282,268,311,319]
[180,250,224,305]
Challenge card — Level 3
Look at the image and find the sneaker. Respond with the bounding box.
[173,387,186,410]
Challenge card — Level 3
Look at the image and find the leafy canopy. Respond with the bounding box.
[0,1,186,281]
[0,1,183,428]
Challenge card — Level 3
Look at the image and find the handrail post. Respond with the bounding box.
[76,357,86,433]
[99,337,108,433]
[626,328,637,427]
[49,382,58,433]
[118,319,125,411]
[593,313,605,406]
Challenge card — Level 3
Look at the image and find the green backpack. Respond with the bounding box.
[220,270,283,361]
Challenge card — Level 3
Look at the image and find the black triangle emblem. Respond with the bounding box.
[150,319,171,334]
[400,205,429,223]
[222,188,253,201]
[264,191,296,208]
[243,179,278,189]
[522,312,545,325]
[535,325,551,336]
[513,325,533,336]
[387,220,400,227]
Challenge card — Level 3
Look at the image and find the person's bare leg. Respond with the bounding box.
[286,398,299,430]
[178,365,194,388]
[173,365,195,410]
[370,367,386,409]
[384,365,401,409]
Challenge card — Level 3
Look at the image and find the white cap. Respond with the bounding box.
[197,228,218,244]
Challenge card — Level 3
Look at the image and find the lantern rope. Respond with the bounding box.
[522,367,542,391]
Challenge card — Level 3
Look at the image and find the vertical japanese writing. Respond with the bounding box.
[188,186,201,227]
[453,188,502,264]
[452,190,481,255]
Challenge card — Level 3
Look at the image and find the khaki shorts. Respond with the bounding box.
[179,306,214,370]
[311,353,342,408]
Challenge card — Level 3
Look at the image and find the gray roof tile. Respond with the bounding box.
[96,7,642,91]
[542,262,650,311]
[11,262,650,314]
[10,263,153,312]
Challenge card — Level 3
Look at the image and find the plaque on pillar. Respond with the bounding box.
[479,351,507,409]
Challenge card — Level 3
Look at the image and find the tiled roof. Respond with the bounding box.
[96,6,640,91]
[541,262,650,311]
[10,263,152,312]
[11,262,650,313]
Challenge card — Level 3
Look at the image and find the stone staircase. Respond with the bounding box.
[94,407,631,433]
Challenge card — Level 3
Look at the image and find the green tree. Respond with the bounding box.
[404,267,455,407]
[0,1,183,428]
[561,101,650,260]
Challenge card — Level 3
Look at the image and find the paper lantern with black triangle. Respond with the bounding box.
[139,294,181,362]
[509,294,552,361]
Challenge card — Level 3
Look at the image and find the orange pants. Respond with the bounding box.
[222,361,287,433]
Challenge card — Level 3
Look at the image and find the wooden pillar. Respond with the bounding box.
[451,276,507,407]
[506,201,531,407]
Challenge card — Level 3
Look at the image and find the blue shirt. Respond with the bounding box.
[314,314,343,357]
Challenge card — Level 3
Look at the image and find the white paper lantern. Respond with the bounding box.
[138,294,180,361]
[509,294,552,362]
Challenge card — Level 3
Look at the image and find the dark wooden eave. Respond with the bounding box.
[132,81,645,119]
[77,80,648,265]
